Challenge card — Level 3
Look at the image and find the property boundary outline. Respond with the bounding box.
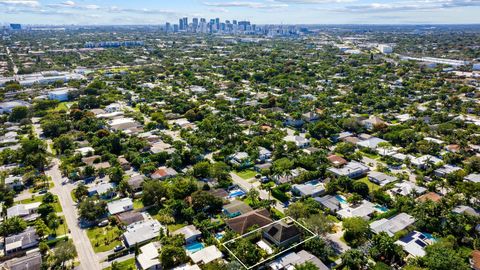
[221,216,318,269]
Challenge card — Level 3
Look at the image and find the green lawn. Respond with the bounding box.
[133,199,144,209]
[234,169,257,180]
[360,151,380,160]
[55,216,68,236]
[19,195,63,212]
[167,223,186,232]
[86,226,123,253]
[103,258,136,270]
[356,177,381,192]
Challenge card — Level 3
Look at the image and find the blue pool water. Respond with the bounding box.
[215,233,224,240]
[185,242,205,253]
[375,205,389,212]
[306,180,320,186]
[422,233,437,242]
[335,195,347,204]
[228,189,246,198]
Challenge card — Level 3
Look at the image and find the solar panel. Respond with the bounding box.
[415,240,427,247]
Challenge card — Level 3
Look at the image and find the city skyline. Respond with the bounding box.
[1,0,480,25]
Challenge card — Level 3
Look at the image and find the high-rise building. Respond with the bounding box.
[179,19,184,30]
[192,18,199,31]
[182,17,188,30]
[165,22,171,32]
[233,20,237,25]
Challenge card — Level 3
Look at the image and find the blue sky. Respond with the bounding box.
[1,0,479,25]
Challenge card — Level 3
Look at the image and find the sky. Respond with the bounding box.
[1,0,480,25]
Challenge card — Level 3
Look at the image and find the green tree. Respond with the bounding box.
[142,180,167,206]
[8,106,29,122]
[34,219,51,238]
[160,246,187,269]
[52,240,77,268]
[343,217,370,247]
[0,216,27,235]
[340,249,368,270]
[369,232,404,264]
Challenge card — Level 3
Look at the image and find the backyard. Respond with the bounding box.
[86,226,123,253]
[356,177,381,192]
[234,169,257,180]
[103,258,135,270]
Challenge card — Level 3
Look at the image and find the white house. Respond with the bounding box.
[137,243,161,270]
[107,198,133,215]
[48,88,72,101]
[370,213,415,236]
[171,225,202,244]
[189,245,223,265]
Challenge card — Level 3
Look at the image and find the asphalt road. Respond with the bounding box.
[47,159,102,270]
[33,120,101,270]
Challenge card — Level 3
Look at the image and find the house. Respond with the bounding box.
[465,173,480,183]
[5,227,39,255]
[7,202,41,221]
[75,146,95,157]
[328,161,369,179]
[268,250,329,270]
[356,137,387,150]
[370,213,415,236]
[1,251,42,270]
[107,198,133,215]
[417,192,443,203]
[302,112,320,122]
[410,155,442,169]
[117,156,131,170]
[229,152,250,167]
[368,171,397,186]
[389,182,427,196]
[136,243,161,270]
[4,175,23,189]
[226,208,273,234]
[0,101,31,114]
[223,199,253,218]
[123,219,166,247]
[284,135,310,148]
[48,88,72,101]
[150,141,175,154]
[452,205,480,217]
[273,167,306,185]
[128,174,146,192]
[171,225,202,244]
[434,164,461,177]
[337,200,376,220]
[172,264,201,270]
[81,155,101,166]
[258,147,272,162]
[189,245,223,265]
[327,154,347,167]
[254,162,272,173]
[203,187,225,198]
[471,250,480,270]
[116,211,145,226]
[361,116,385,130]
[395,231,434,257]
[105,103,122,113]
[314,195,341,212]
[88,182,116,198]
[151,166,178,180]
[292,180,326,197]
[109,118,141,134]
[263,221,301,248]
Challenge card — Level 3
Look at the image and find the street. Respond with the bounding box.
[33,119,101,270]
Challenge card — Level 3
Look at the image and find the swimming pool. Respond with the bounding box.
[335,195,347,204]
[228,189,246,198]
[185,242,205,253]
[215,233,224,240]
[375,205,389,212]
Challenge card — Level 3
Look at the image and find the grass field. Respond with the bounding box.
[356,177,381,191]
[86,226,123,253]
[234,169,257,180]
[55,216,68,236]
[103,258,136,270]
[133,199,144,209]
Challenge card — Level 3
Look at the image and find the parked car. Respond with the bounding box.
[114,245,125,252]
[98,220,109,227]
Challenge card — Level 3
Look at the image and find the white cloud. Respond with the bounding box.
[203,1,288,9]
[0,0,39,7]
